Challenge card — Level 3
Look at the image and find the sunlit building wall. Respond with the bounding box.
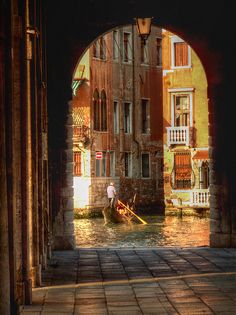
[162,30,209,211]
[72,26,164,212]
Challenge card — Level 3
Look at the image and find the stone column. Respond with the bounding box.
[53,101,75,249]
[20,0,34,303]
[0,20,11,314]
[0,120,11,315]
[208,83,235,247]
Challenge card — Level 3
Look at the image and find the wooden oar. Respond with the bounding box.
[117,200,147,225]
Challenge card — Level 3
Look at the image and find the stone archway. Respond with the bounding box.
[46,1,236,249]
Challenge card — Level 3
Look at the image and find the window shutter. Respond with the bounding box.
[74,152,82,176]
[174,42,188,66]
[174,152,191,180]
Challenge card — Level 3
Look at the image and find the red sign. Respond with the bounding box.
[96,151,103,159]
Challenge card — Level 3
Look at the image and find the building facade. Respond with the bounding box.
[72,25,164,212]
[73,27,209,214]
[162,30,209,212]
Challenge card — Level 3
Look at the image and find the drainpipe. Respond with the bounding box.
[132,24,140,155]
[132,24,141,195]
[119,29,124,165]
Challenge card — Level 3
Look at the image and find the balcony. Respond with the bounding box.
[166,126,192,147]
[190,189,210,207]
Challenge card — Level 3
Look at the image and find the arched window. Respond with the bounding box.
[101,90,107,131]
[93,89,100,131]
[199,161,209,189]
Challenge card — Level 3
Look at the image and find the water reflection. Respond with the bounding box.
[74,215,209,248]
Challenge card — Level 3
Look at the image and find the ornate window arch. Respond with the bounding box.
[93,89,100,131]
[101,90,107,131]
[199,160,209,189]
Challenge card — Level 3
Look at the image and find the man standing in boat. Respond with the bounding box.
[107,181,116,210]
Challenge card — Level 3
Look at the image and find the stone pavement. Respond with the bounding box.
[20,247,236,314]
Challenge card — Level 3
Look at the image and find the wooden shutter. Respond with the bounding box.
[174,42,188,66]
[74,152,82,176]
[175,152,191,180]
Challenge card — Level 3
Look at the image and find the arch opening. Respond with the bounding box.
[69,23,210,248]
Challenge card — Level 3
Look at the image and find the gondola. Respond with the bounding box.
[102,194,147,225]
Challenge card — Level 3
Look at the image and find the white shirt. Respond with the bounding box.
[107,185,116,198]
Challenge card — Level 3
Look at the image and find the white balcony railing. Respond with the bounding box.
[190,189,210,207]
[166,126,190,146]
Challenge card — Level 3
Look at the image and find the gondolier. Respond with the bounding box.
[107,181,116,209]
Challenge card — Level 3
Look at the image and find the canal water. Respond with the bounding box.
[74,215,210,248]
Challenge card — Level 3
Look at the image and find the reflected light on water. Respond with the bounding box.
[74,215,210,248]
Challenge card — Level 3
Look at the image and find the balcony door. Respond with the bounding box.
[169,89,193,127]
[174,94,190,127]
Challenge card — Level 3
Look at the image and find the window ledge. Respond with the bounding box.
[171,65,192,70]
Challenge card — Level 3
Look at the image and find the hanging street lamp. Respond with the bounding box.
[135,17,153,45]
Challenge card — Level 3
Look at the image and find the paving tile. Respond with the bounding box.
[140,307,168,314]
[20,312,41,315]
[108,311,142,315]
[21,248,236,314]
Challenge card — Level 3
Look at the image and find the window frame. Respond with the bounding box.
[172,152,193,190]
[140,40,149,65]
[99,36,106,61]
[113,30,119,61]
[199,161,209,189]
[168,88,194,127]
[141,153,150,178]
[95,151,106,177]
[93,89,100,131]
[124,152,132,178]
[110,151,115,177]
[141,98,149,134]
[100,90,107,131]
[124,102,132,134]
[171,35,191,69]
[92,36,106,60]
[113,100,119,134]
[123,31,132,63]
[156,37,162,67]
[73,151,82,176]
[92,40,99,59]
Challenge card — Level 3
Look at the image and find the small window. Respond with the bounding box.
[96,151,106,177]
[100,36,106,60]
[173,152,192,189]
[141,99,149,133]
[101,90,107,131]
[114,101,119,134]
[124,102,131,134]
[110,151,115,177]
[93,37,106,60]
[142,153,150,178]
[174,42,188,67]
[124,152,131,177]
[113,30,119,60]
[93,41,99,58]
[156,38,162,66]
[174,94,190,127]
[93,89,107,132]
[141,41,148,64]
[199,161,209,189]
[74,152,82,176]
[123,32,132,62]
[93,89,100,131]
